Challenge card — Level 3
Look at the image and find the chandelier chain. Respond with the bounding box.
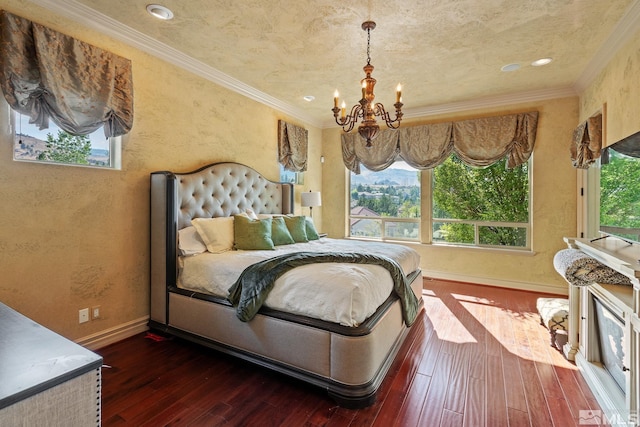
[366,27,371,65]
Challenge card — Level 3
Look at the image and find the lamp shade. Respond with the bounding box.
[301,191,322,207]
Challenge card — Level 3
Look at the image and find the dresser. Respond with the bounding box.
[0,303,103,426]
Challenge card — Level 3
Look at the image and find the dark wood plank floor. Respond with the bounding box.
[98,278,601,426]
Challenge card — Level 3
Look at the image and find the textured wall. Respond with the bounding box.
[0,0,322,340]
[322,97,579,293]
[580,27,640,145]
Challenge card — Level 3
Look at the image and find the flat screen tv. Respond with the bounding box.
[599,130,640,243]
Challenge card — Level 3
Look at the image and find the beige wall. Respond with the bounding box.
[323,98,580,293]
[0,0,323,340]
[580,28,640,146]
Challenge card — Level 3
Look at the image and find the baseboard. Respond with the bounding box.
[76,316,149,350]
[424,270,568,296]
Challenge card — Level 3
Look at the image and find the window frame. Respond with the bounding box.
[10,109,122,170]
[347,156,533,250]
[348,161,421,242]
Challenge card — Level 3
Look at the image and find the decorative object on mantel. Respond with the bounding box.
[0,10,134,138]
[278,120,308,172]
[301,190,321,217]
[553,248,631,287]
[570,112,602,169]
[332,21,403,148]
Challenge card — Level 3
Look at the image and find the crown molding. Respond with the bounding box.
[573,0,640,94]
[27,0,323,128]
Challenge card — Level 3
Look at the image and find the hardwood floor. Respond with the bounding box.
[99,279,601,426]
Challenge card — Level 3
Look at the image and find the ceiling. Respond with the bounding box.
[30,0,640,127]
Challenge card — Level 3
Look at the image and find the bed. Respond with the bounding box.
[149,162,424,407]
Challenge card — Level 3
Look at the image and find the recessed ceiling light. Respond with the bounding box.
[531,57,553,67]
[501,63,521,72]
[146,4,174,20]
[303,95,315,102]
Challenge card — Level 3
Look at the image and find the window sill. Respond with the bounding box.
[345,236,536,256]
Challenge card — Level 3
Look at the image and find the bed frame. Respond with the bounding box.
[149,162,423,407]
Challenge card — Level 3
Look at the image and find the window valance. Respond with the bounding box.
[570,113,602,169]
[342,111,538,174]
[0,10,133,137]
[278,120,308,172]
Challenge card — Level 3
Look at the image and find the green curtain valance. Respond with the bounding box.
[278,120,308,172]
[0,10,133,137]
[342,111,538,174]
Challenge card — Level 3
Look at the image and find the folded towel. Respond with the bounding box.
[553,248,631,287]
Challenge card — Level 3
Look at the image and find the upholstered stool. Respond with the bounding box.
[536,297,569,350]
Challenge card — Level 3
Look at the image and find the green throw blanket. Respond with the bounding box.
[227,251,420,326]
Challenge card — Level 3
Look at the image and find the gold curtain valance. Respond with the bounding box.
[278,120,308,172]
[570,113,602,169]
[342,111,538,173]
[0,10,133,137]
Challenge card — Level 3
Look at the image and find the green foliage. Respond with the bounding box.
[37,130,91,164]
[352,183,421,218]
[433,155,529,246]
[600,150,640,230]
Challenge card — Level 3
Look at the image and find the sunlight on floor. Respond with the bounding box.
[423,286,581,369]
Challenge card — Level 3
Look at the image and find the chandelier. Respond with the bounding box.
[332,21,403,147]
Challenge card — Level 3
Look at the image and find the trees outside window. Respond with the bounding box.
[433,154,529,248]
[599,148,640,242]
[36,131,92,164]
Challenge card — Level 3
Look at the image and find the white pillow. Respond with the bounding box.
[177,226,207,256]
[245,208,259,220]
[191,217,235,253]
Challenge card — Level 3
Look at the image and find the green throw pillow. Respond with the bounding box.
[233,215,275,250]
[284,215,308,243]
[304,216,319,240]
[271,216,295,246]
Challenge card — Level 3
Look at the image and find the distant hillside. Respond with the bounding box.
[351,167,419,186]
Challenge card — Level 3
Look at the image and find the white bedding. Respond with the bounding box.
[178,238,421,326]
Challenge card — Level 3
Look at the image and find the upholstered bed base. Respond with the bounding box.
[149,162,423,407]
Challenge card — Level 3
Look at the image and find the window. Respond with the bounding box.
[349,161,421,241]
[12,112,121,169]
[598,137,640,242]
[432,154,530,249]
[347,154,531,249]
[279,163,304,185]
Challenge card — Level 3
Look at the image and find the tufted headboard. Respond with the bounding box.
[149,162,294,323]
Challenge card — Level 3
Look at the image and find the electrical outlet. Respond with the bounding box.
[79,308,89,323]
[91,305,101,320]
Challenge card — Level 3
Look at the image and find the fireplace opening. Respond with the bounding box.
[593,296,626,392]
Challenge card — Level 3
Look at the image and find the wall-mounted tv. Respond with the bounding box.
[599,130,640,243]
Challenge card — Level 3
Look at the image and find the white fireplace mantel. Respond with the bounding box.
[562,237,640,424]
